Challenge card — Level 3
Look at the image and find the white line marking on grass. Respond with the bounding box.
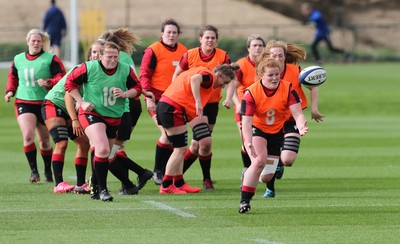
[1,202,400,214]
[0,208,144,213]
[248,238,281,244]
[143,200,195,218]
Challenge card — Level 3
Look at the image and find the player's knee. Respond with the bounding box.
[250,158,265,171]
[49,126,69,143]
[167,132,188,148]
[198,137,212,155]
[159,132,170,144]
[54,140,68,154]
[22,131,35,144]
[190,140,200,152]
[76,141,90,152]
[280,150,297,166]
[259,173,273,183]
[95,147,110,158]
[259,156,279,182]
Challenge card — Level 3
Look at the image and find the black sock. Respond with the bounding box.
[94,157,109,192]
[241,150,251,168]
[161,149,173,174]
[267,175,276,192]
[109,159,134,189]
[162,179,173,188]
[183,149,198,173]
[90,150,97,185]
[90,170,98,186]
[75,157,88,186]
[118,153,145,176]
[40,149,52,175]
[173,175,185,188]
[199,154,212,181]
[240,190,255,204]
[24,147,38,173]
[53,160,64,185]
[155,143,172,174]
[75,164,87,186]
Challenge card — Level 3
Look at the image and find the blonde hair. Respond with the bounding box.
[286,43,307,64]
[26,29,51,52]
[266,39,307,64]
[98,28,140,55]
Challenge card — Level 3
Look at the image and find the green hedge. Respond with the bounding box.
[0,38,248,64]
[2,38,399,64]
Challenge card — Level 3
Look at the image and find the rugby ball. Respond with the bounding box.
[298,66,327,87]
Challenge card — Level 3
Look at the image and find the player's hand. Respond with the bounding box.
[72,119,85,136]
[142,90,155,101]
[195,100,203,117]
[298,121,308,136]
[81,101,94,112]
[222,99,231,109]
[246,142,257,158]
[36,79,50,87]
[113,88,126,98]
[146,98,156,112]
[311,110,325,122]
[75,102,81,111]
[4,91,13,103]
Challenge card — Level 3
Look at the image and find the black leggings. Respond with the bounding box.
[311,35,344,61]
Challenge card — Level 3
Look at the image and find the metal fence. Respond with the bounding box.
[1,22,400,67]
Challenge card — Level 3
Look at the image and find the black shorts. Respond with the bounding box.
[203,102,219,125]
[79,113,120,139]
[15,102,45,125]
[128,98,142,127]
[117,112,133,141]
[41,100,69,121]
[252,126,284,156]
[284,120,299,134]
[156,101,187,128]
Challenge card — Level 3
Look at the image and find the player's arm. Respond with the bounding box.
[139,47,156,92]
[308,86,325,122]
[222,54,235,108]
[190,74,204,117]
[232,68,243,104]
[222,76,237,109]
[172,66,184,82]
[4,61,18,102]
[241,90,257,158]
[288,89,308,136]
[64,92,84,136]
[65,63,88,109]
[115,68,142,99]
[40,55,66,89]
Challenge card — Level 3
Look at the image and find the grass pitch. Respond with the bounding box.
[0,63,400,243]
